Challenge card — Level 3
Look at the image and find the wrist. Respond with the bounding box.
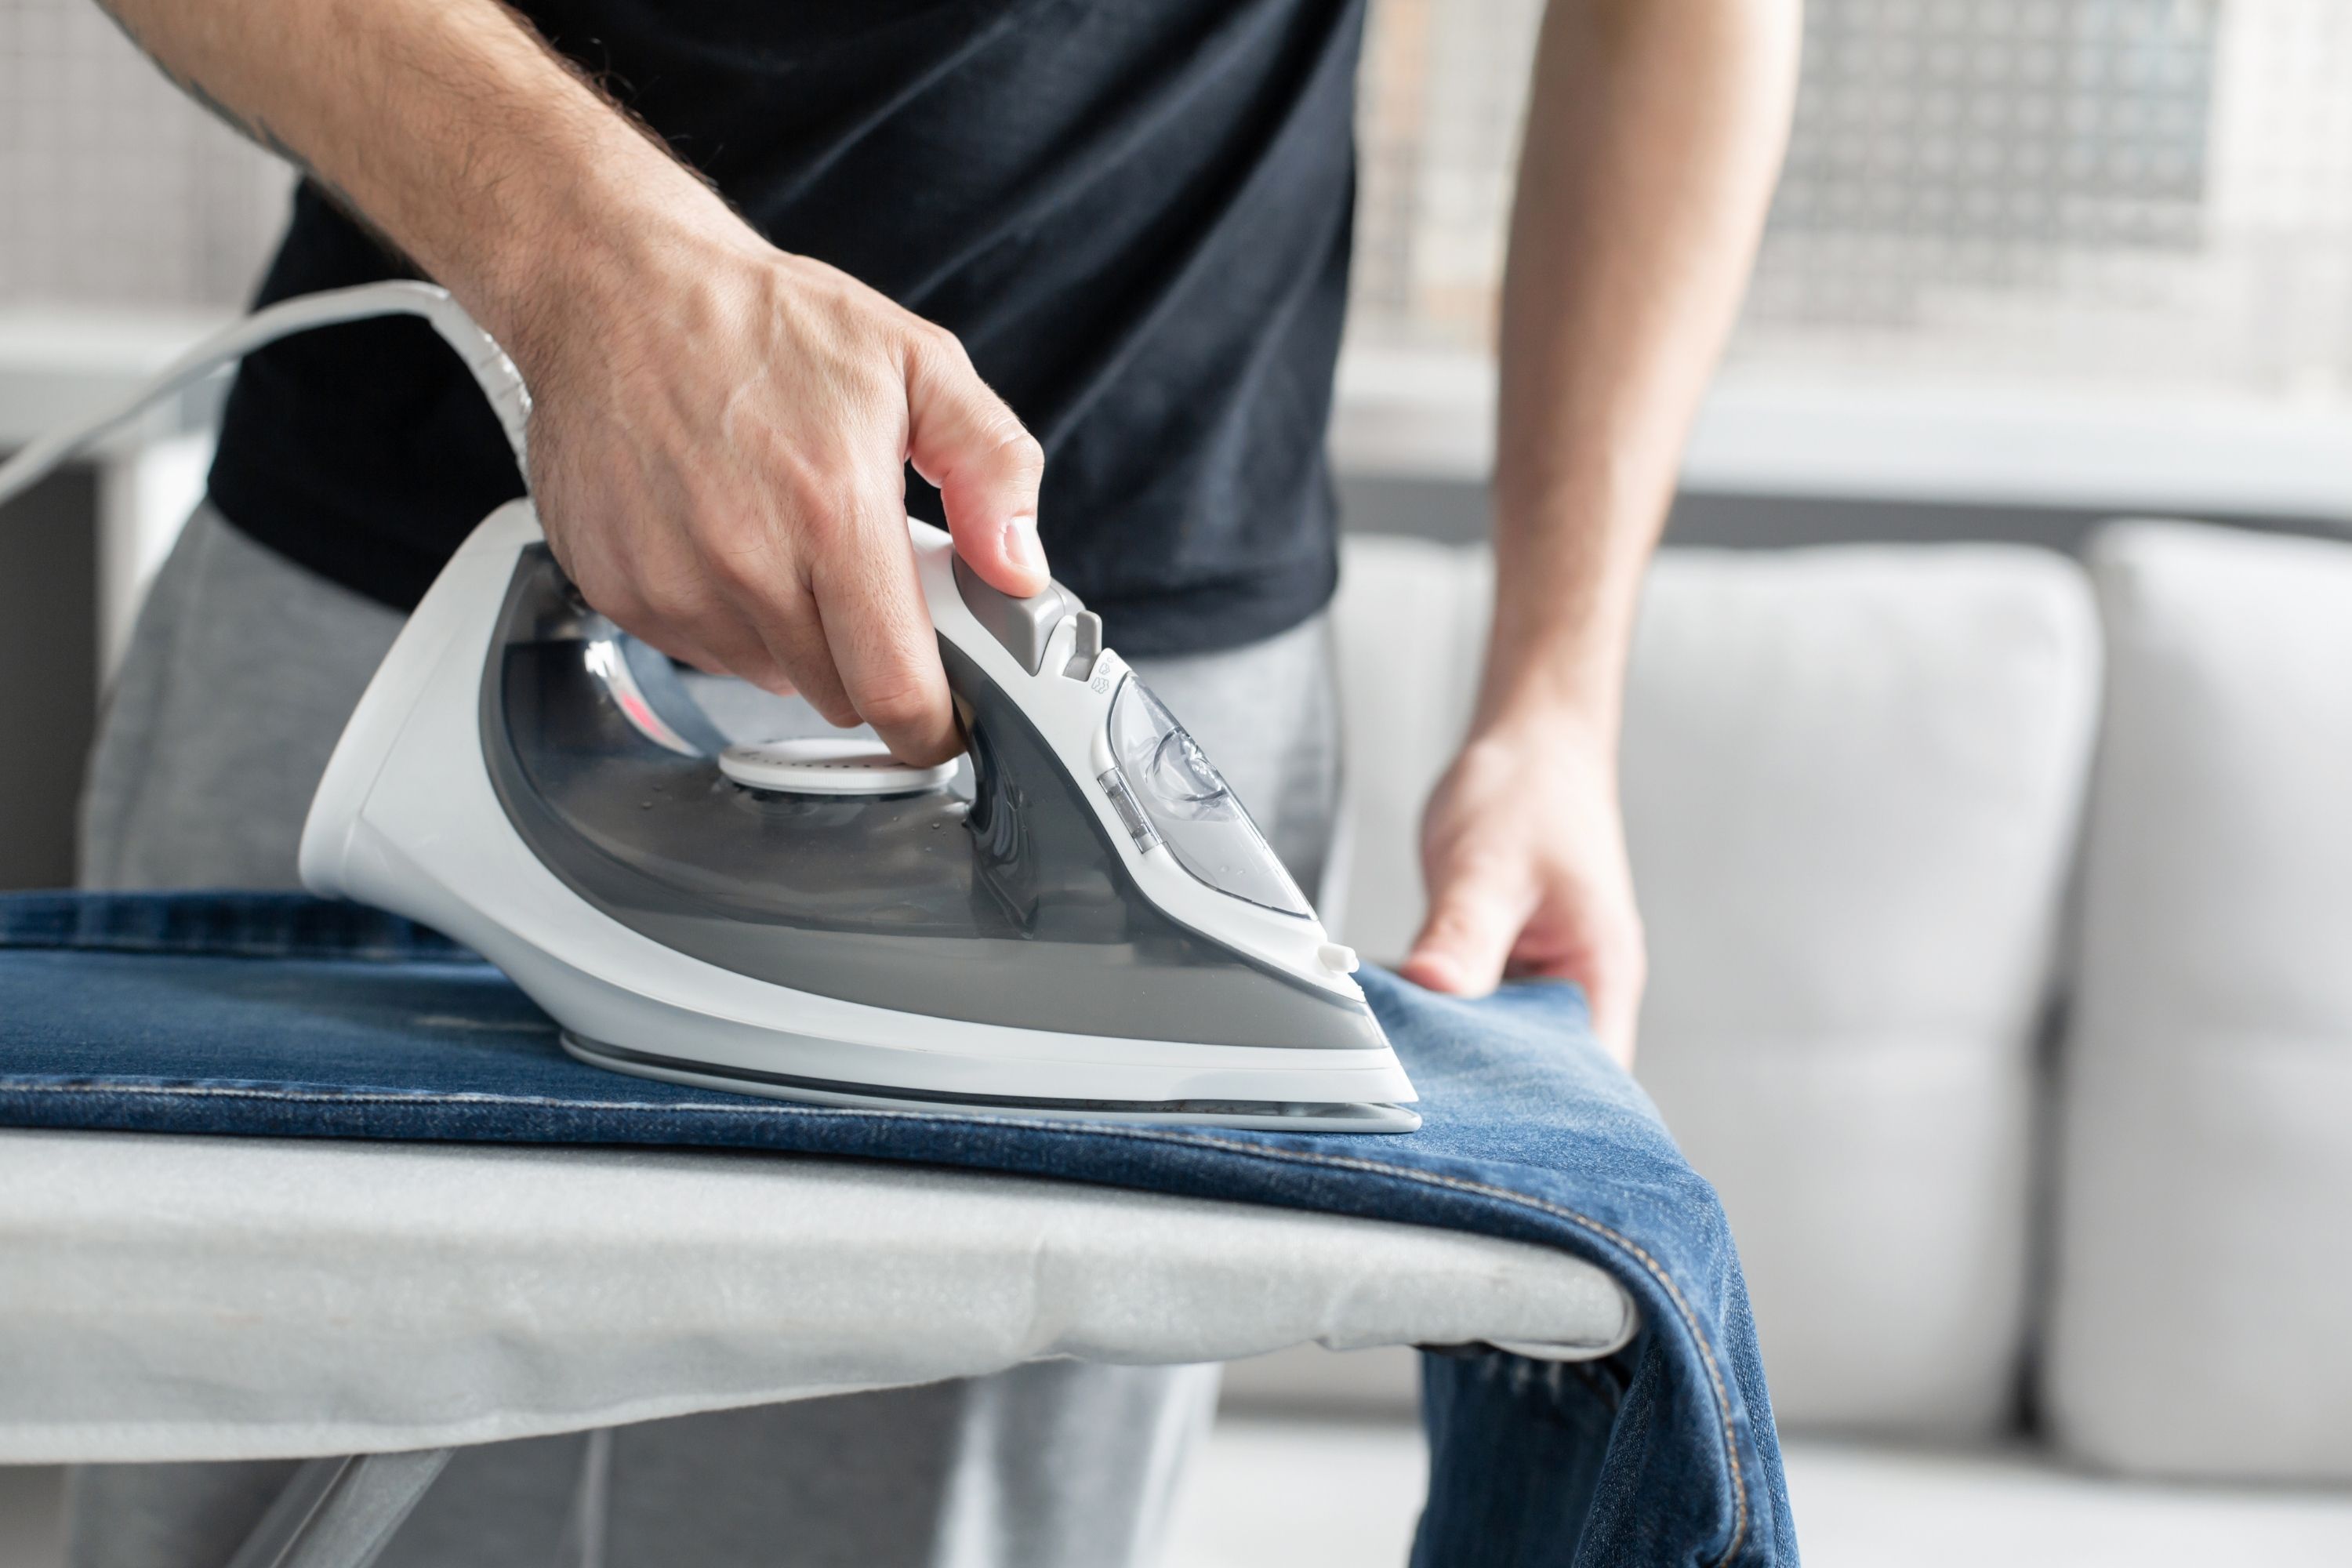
[458,143,749,370]
[1470,627,1627,739]
[1462,684,1621,775]
[1475,510,1650,739]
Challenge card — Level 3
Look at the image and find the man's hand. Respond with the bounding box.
[1400,719,1646,1069]
[92,0,1046,767]
[517,230,1046,767]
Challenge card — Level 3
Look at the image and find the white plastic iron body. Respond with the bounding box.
[299,502,1421,1131]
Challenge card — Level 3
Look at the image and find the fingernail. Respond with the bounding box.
[1003,515,1045,579]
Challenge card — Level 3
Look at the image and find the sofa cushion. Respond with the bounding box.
[2045,521,2352,1481]
[1333,538,2101,1436]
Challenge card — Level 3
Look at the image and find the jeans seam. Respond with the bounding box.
[1162,1139,1751,1568]
[0,1078,1751,1566]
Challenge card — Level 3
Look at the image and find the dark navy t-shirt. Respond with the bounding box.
[207,0,1367,657]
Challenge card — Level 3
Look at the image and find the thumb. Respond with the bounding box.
[1399,868,1531,997]
[904,328,1049,597]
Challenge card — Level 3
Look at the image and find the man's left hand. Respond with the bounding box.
[1398,717,1646,1069]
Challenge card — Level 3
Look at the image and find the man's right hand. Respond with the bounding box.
[93,0,1046,768]
[511,226,1048,767]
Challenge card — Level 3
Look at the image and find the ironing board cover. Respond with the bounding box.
[0,892,1791,1568]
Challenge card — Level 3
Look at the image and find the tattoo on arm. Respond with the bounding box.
[94,0,378,231]
[90,0,719,259]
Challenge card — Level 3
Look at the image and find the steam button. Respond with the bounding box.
[953,556,1081,674]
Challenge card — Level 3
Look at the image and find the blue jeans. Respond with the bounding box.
[0,892,1796,1566]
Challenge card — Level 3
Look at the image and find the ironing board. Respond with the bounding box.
[0,1131,1632,1563]
[0,1129,1632,1464]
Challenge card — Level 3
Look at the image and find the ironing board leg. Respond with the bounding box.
[223,1449,454,1568]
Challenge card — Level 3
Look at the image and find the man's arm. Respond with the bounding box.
[94,0,1047,765]
[1399,0,1801,1064]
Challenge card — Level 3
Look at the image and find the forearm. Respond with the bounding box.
[93,0,1051,765]
[1481,0,1799,737]
[93,0,729,351]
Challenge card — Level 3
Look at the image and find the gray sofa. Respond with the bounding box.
[1272,517,2352,1560]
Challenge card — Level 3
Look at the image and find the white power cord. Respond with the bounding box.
[0,280,531,514]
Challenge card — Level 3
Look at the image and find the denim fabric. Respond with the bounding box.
[0,892,1794,1567]
[1417,1350,1626,1566]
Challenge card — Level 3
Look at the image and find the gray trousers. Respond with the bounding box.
[72,506,1340,1568]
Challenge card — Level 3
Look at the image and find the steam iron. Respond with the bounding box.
[299,503,1421,1131]
[0,279,1416,1132]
